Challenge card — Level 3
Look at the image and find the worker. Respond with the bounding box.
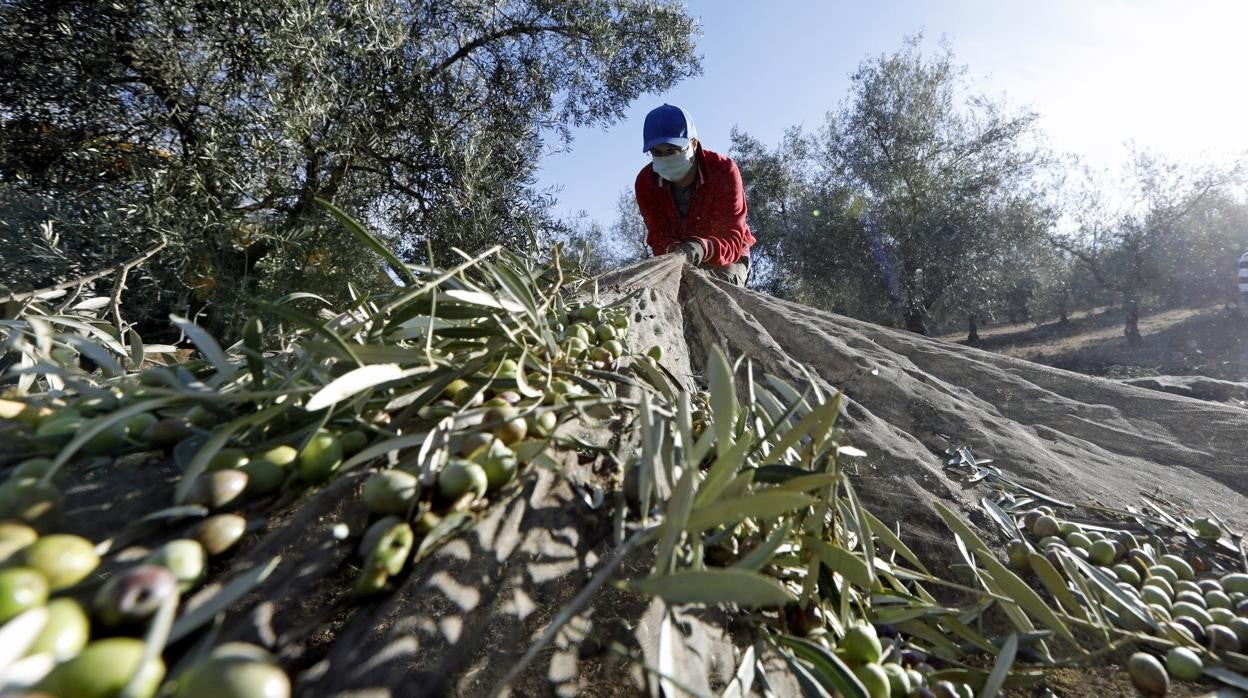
[634,104,756,286]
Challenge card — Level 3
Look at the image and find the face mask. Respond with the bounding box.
[651,146,695,182]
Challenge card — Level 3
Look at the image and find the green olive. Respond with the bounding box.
[1031,515,1060,539]
[457,431,493,457]
[140,418,194,449]
[9,457,55,480]
[1088,539,1116,566]
[438,459,488,501]
[1220,573,1248,595]
[145,539,206,592]
[37,637,165,698]
[0,477,63,524]
[357,516,402,559]
[564,323,592,345]
[452,385,483,408]
[850,662,889,698]
[298,430,343,484]
[594,324,616,342]
[0,520,39,564]
[601,339,624,358]
[339,430,368,456]
[123,412,158,439]
[418,399,458,420]
[23,534,99,590]
[175,656,291,698]
[238,458,285,496]
[485,405,527,446]
[28,597,90,660]
[575,305,601,322]
[1148,564,1180,586]
[0,566,49,623]
[1113,563,1142,587]
[531,411,558,437]
[1209,607,1237,626]
[94,564,178,626]
[881,663,911,697]
[1159,554,1195,581]
[207,448,250,471]
[366,522,414,577]
[474,439,518,491]
[186,405,220,428]
[442,378,471,399]
[1005,539,1030,570]
[252,444,298,467]
[645,345,663,361]
[1165,646,1202,681]
[0,397,52,425]
[1064,532,1092,551]
[1171,601,1214,627]
[560,336,589,359]
[76,393,119,415]
[494,358,518,379]
[841,622,882,664]
[33,411,83,445]
[187,469,249,509]
[1193,517,1223,541]
[1142,585,1171,609]
[80,420,129,456]
[192,514,248,556]
[361,470,419,516]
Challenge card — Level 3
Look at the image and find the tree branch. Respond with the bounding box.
[1,239,167,304]
[430,23,575,77]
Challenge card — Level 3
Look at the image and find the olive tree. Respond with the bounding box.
[1056,150,1245,343]
[0,0,699,334]
[817,36,1052,335]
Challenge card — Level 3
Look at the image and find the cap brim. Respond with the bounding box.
[642,136,691,153]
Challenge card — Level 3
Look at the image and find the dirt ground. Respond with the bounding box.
[940,304,1248,383]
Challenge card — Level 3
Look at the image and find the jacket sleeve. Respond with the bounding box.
[635,169,672,256]
[696,159,752,267]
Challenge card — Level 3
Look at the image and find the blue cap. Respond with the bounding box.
[642,104,697,153]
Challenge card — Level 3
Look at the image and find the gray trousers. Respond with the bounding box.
[703,257,750,286]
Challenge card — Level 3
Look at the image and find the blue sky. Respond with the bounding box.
[535,0,1248,232]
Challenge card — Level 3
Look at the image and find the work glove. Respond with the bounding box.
[669,240,704,266]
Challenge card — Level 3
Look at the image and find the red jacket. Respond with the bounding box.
[634,145,755,268]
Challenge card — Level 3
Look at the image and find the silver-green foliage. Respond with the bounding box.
[0,0,700,330]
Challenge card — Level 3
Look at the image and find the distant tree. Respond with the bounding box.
[1055,149,1244,343]
[816,36,1053,334]
[608,188,650,264]
[0,0,699,334]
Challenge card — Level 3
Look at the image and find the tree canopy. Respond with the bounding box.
[0,0,699,334]
[733,37,1054,335]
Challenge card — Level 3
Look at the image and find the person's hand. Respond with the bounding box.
[670,240,704,266]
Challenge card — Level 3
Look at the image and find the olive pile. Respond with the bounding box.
[353,300,649,593]
[0,519,287,697]
[1011,507,1248,694]
[552,302,632,368]
[803,618,975,698]
[0,291,658,694]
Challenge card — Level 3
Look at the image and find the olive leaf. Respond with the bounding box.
[626,569,795,608]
